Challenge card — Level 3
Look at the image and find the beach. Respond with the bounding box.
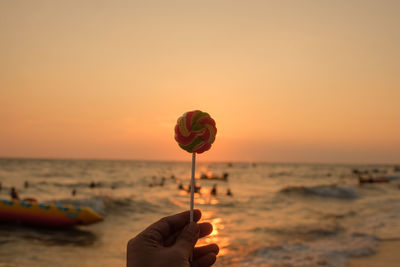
[1,158,400,266]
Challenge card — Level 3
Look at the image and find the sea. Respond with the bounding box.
[0,158,400,267]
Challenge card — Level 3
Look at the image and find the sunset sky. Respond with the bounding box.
[1,1,399,163]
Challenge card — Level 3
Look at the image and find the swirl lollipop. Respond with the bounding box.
[174,110,217,222]
[175,110,217,153]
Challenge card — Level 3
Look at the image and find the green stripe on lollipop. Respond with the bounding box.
[192,111,209,126]
[179,137,204,153]
[191,123,205,132]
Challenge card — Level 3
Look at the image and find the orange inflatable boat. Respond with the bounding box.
[0,199,103,227]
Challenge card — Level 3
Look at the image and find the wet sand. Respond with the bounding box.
[349,240,400,267]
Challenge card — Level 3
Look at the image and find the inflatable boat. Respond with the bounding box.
[0,199,103,227]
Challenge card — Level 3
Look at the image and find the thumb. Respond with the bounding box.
[174,222,199,257]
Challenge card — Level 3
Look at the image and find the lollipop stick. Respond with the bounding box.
[189,152,196,263]
[190,152,196,222]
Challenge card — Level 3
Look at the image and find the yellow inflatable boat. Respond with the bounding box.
[0,199,103,227]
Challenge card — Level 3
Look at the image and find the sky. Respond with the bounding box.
[0,0,399,163]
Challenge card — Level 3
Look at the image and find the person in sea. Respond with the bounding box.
[187,184,201,194]
[127,209,219,267]
[10,187,20,200]
[210,184,217,196]
[178,182,185,191]
[226,188,233,196]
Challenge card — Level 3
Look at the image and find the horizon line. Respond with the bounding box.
[0,156,398,166]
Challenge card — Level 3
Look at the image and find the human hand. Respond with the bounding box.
[127,209,219,267]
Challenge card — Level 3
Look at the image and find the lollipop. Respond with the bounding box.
[174,110,217,222]
[175,110,217,153]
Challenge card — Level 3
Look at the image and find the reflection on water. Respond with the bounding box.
[173,188,221,207]
[172,181,230,258]
[198,211,230,257]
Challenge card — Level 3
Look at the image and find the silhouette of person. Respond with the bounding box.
[160,177,166,186]
[178,183,184,190]
[187,184,201,194]
[10,187,19,200]
[226,188,233,196]
[210,184,217,196]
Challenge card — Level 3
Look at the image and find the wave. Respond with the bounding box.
[103,196,161,214]
[54,195,160,216]
[383,175,400,181]
[35,180,136,189]
[252,222,344,240]
[279,184,358,199]
[268,171,292,178]
[36,181,92,188]
[33,171,75,178]
[232,233,378,267]
[0,222,97,247]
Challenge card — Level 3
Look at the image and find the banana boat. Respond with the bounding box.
[0,199,103,227]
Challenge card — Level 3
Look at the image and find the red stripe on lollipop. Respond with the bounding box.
[185,110,197,131]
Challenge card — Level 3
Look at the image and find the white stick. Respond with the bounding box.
[190,152,196,222]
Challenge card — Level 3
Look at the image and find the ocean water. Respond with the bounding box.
[0,158,400,267]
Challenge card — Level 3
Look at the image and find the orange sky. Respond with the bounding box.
[1,1,399,163]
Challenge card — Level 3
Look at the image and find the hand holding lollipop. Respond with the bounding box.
[174,110,217,221]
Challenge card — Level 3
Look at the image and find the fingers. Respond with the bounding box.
[174,222,200,257]
[164,222,213,246]
[141,210,202,242]
[199,222,213,238]
[191,252,217,267]
[193,244,219,259]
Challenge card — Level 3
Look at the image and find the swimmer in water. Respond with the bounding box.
[10,187,20,200]
[187,184,201,194]
[210,184,217,196]
[226,188,233,196]
[178,183,184,190]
